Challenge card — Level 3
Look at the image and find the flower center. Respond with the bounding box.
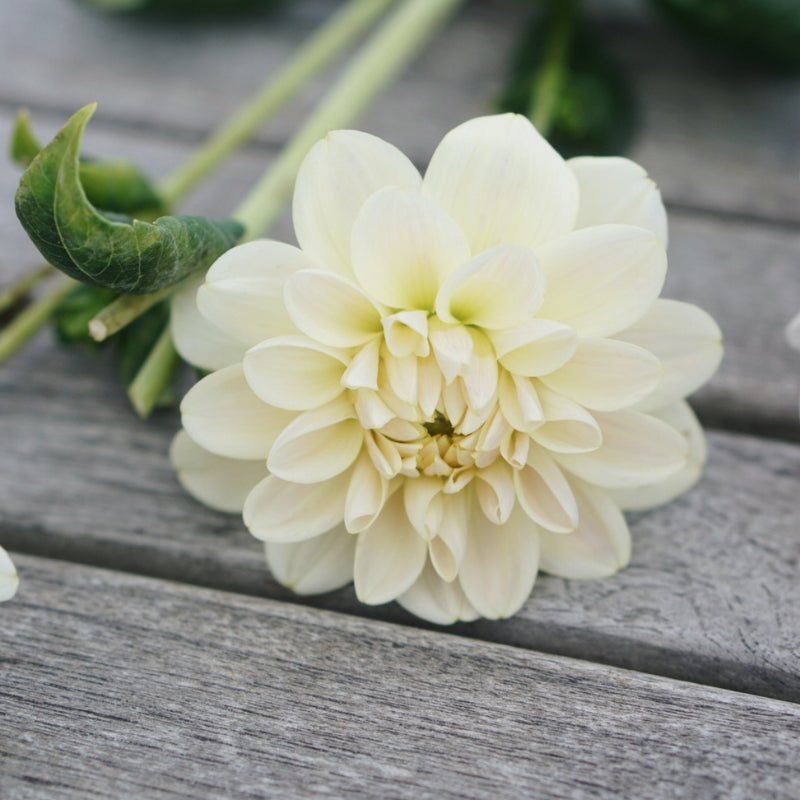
[423,412,454,438]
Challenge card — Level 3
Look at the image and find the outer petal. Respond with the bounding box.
[514,445,579,533]
[293,129,422,277]
[531,383,602,454]
[569,156,668,246]
[170,429,268,513]
[538,477,631,579]
[181,364,295,460]
[397,560,480,625]
[459,501,540,620]
[423,114,578,253]
[0,545,19,602]
[244,470,350,542]
[537,224,667,338]
[354,491,427,605]
[491,320,577,377]
[350,187,470,311]
[611,401,707,511]
[614,299,723,412]
[171,276,245,371]
[265,525,355,595]
[197,240,313,349]
[345,449,390,533]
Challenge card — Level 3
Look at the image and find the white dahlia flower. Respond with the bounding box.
[170,114,722,624]
[0,545,19,602]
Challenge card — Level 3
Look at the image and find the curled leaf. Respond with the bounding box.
[15,104,244,295]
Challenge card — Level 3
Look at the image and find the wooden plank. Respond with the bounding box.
[3,555,799,800]
[0,330,798,702]
[1,0,798,223]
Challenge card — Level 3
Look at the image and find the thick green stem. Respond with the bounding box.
[88,284,177,342]
[0,264,56,314]
[233,0,465,239]
[158,0,395,207]
[127,323,180,418]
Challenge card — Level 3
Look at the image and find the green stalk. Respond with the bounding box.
[88,284,177,342]
[0,264,56,314]
[233,0,466,238]
[126,323,180,418]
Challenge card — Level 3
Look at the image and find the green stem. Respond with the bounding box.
[528,0,577,137]
[233,0,466,239]
[88,283,177,342]
[158,0,395,207]
[0,277,76,363]
[127,323,180,418]
[0,264,56,314]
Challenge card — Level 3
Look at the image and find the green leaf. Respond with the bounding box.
[15,104,244,295]
[53,284,117,346]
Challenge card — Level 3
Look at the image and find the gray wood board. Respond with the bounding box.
[0,332,798,702]
[1,0,799,224]
[3,554,800,800]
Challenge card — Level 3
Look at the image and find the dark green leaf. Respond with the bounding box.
[9,110,40,167]
[54,284,117,346]
[15,104,244,295]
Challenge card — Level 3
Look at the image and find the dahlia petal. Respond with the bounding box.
[353,389,395,429]
[530,383,602,454]
[462,329,498,414]
[610,401,707,510]
[434,245,545,329]
[0,545,19,602]
[429,320,474,382]
[491,319,577,377]
[614,299,723,412]
[537,224,667,338]
[417,354,443,418]
[364,430,403,479]
[244,471,350,542]
[540,339,662,412]
[475,459,516,524]
[385,353,418,406]
[171,276,245,371]
[181,364,295,460]
[569,156,668,246]
[382,310,430,358]
[350,187,470,310]
[293,129,422,277]
[422,114,578,253]
[498,371,544,432]
[243,336,348,411]
[397,560,480,625]
[267,396,363,484]
[284,269,383,347]
[265,525,355,595]
[404,476,445,539]
[197,240,313,348]
[428,492,469,582]
[345,450,389,533]
[342,337,381,390]
[556,410,688,488]
[459,502,540,620]
[538,477,631,579]
[354,492,428,605]
[169,430,268,513]
[514,445,579,533]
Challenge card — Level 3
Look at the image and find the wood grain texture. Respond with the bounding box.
[0,332,797,702]
[3,555,800,800]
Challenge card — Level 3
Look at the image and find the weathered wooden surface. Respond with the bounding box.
[3,555,799,800]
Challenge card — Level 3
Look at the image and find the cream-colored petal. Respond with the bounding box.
[404,476,445,539]
[284,269,383,347]
[537,224,667,338]
[461,328,498,414]
[498,371,544,433]
[0,545,19,602]
[345,450,389,533]
[611,401,707,511]
[514,445,579,533]
[459,501,540,620]
[244,336,348,411]
[423,114,578,253]
[429,319,474,383]
[244,471,350,542]
[265,525,355,595]
[538,476,631,579]
[556,409,688,488]
[197,240,313,349]
[293,129,422,277]
[397,560,479,624]
[181,364,295,460]
[569,156,668,246]
[417,354,443,418]
[530,383,602,454]
[354,491,428,605]
[382,311,430,358]
[170,276,245,371]
[435,245,545,329]
[170,429,268,513]
[615,299,723,411]
[540,339,662,412]
[384,352,418,406]
[475,459,516,524]
[429,492,469,582]
[350,186,470,310]
[341,337,381,391]
[492,319,577,377]
[267,396,363,484]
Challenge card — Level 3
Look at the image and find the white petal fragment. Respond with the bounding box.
[475,459,516,525]
[398,560,479,625]
[423,114,578,253]
[459,502,540,620]
[435,245,545,329]
[429,492,469,582]
[350,187,470,310]
[498,371,544,433]
[354,492,428,605]
[531,383,602,454]
[492,319,577,377]
[265,526,355,595]
[284,269,383,347]
[537,224,667,338]
[569,156,668,246]
[181,364,295,460]
[345,450,389,533]
[538,477,631,579]
[0,545,19,602]
[170,430,268,513]
[514,445,579,534]
[244,336,348,411]
[293,129,422,276]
